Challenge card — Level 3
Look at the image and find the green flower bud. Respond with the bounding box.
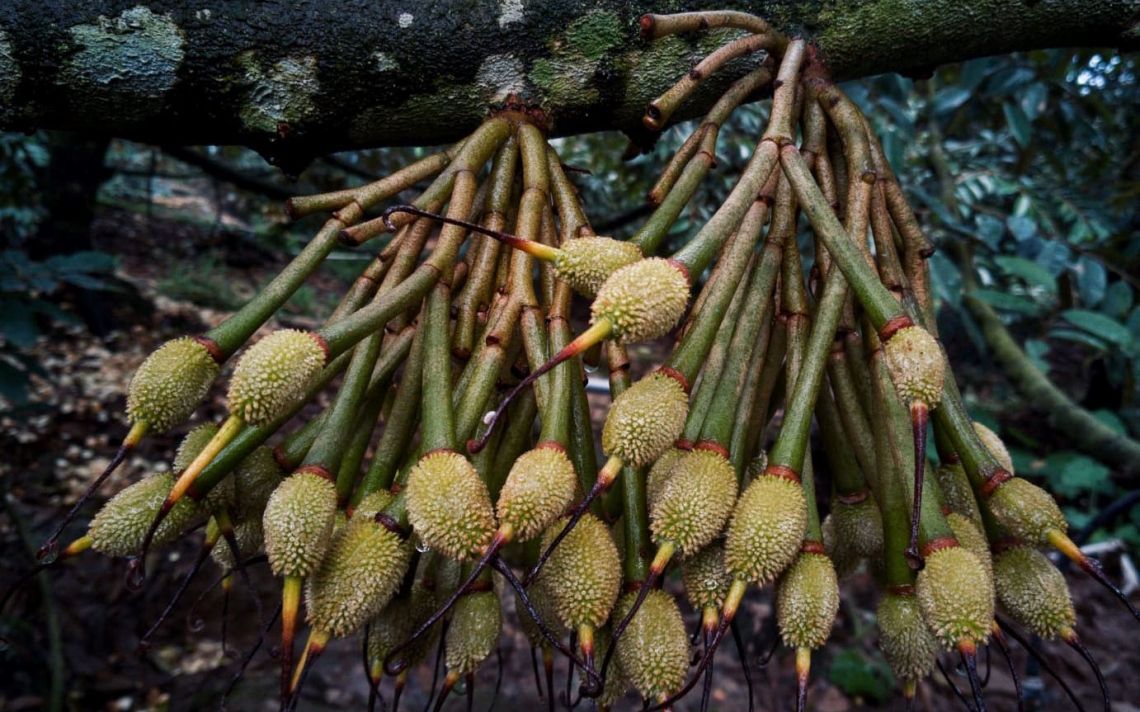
[878,592,939,686]
[406,451,496,560]
[127,337,219,432]
[496,446,577,542]
[305,517,413,639]
[821,514,862,581]
[934,462,982,525]
[367,596,416,665]
[231,445,282,522]
[209,517,265,570]
[262,472,337,578]
[592,258,689,344]
[88,474,200,557]
[646,447,685,509]
[987,477,1066,548]
[993,544,1075,640]
[725,475,807,585]
[445,591,501,675]
[883,326,944,406]
[947,513,994,598]
[681,540,732,611]
[613,589,689,700]
[916,546,993,649]
[972,422,1013,473]
[602,372,688,468]
[353,489,396,521]
[832,496,884,560]
[227,329,326,426]
[542,513,621,630]
[776,552,839,649]
[517,575,564,646]
[553,237,643,297]
[650,449,737,557]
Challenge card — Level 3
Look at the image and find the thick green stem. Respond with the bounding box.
[360,315,427,493]
[420,282,457,454]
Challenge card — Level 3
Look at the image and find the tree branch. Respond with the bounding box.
[1,1,1136,172]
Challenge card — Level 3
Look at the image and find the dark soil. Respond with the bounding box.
[2,207,1138,712]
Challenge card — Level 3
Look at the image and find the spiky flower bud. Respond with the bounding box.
[883,326,944,406]
[127,337,219,432]
[947,513,994,598]
[542,513,621,630]
[987,477,1067,548]
[209,518,264,570]
[406,451,495,560]
[262,472,336,578]
[591,258,689,344]
[878,592,939,685]
[88,474,200,557]
[602,372,688,468]
[305,517,413,639]
[353,489,395,521]
[934,462,982,524]
[821,514,862,581]
[445,591,501,675]
[776,552,839,649]
[553,237,643,297]
[646,446,685,508]
[832,496,884,560]
[496,446,577,542]
[367,596,415,665]
[517,575,564,646]
[725,475,807,585]
[594,627,631,709]
[613,589,689,700]
[650,449,737,557]
[681,540,733,610]
[174,423,235,512]
[916,546,994,649]
[973,422,1013,473]
[993,544,1075,639]
[227,329,326,426]
[231,446,282,522]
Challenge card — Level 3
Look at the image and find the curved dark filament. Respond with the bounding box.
[487,648,504,712]
[423,622,449,712]
[699,626,716,712]
[220,600,282,711]
[962,649,987,712]
[384,536,504,675]
[524,481,605,586]
[218,523,269,640]
[138,537,216,653]
[382,206,542,257]
[990,628,1025,712]
[37,441,133,562]
[530,646,545,703]
[904,402,929,570]
[729,618,756,712]
[936,658,976,711]
[544,647,556,712]
[1074,553,1140,623]
[995,616,1088,712]
[1064,634,1110,712]
[489,557,604,696]
[562,629,580,710]
[796,663,807,712]
[467,672,475,712]
[980,643,991,687]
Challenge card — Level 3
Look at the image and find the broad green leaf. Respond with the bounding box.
[1035,242,1071,277]
[1003,102,1032,148]
[1062,309,1134,348]
[994,256,1057,292]
[1025,338,1050,374]
[1102,281,1133,319]
[828,649,894,704]
[1056,455,1112,497]
[932,87,972,116]
[1074,255,1106,306]
[971,289,1044,317]
[1049,328,1114,351]
[0,299,38,348]
[975,214,1005,249]
[1006,214,1037,242]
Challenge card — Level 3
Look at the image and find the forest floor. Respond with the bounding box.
[2,205,1138,712]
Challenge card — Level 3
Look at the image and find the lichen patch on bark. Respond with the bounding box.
[0,28,18,109]
[238,54,321,137]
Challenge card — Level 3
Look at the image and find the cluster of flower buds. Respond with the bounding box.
[6,10,1133,712]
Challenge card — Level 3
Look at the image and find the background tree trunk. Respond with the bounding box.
[1,1,1137,173]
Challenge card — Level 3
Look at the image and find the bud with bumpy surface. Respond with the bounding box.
[405,450,496,561]
[613,589,689,703]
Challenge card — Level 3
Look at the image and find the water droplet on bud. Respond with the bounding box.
[36,540,58,564]
[415,538,430,554]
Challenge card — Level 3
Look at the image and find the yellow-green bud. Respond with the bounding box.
[496,446,577,542]
[821,514,863,581]
[993,544,1075,640]
[613,589,689,700]
[987,477,1066,548]
[725,475,807,585]
[832,496,884,560]
[353,489,396,521]
[127,337,219,432]
[262,472,336,578]
[445,591,501,675]
[602,372,688,468]
[367,596,415,665]
[591,258,689,344]
[174,423,235,512]
[972,422,1013,473]
[681,540,733,611]
[878,592,939,686]
[553,237,642,297]
[947,513,995,599]
[517,575,564,646]
[646,447,685,509]
[542,513,621,630]
[883,326,944,406]
[934,462,982,525]
[231,446,282,522]
[88,474,200,557]
[305,517,413,639]
[650,449,737,556]
[916,546,994,649]
[776,552,839,649]
[405,451,495,560]
[227,329,326,426]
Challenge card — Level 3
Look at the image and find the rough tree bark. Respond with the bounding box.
[1,1,1137,173]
